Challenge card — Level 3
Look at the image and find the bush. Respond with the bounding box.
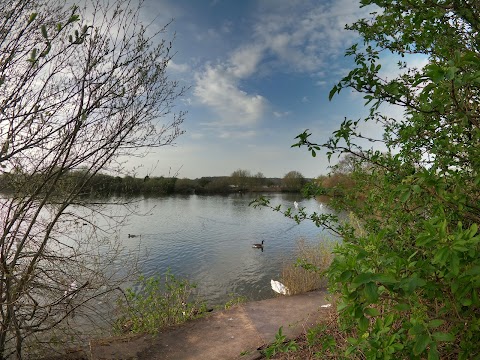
[280,1,480,358]
[114,271,207,334]
[280,238,334,295]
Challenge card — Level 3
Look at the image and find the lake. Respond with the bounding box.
[110,192,333,306]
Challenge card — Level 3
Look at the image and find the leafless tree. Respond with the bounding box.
[0,0,185,358]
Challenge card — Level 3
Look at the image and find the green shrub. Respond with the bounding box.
[114,270,207,334]
[262,327,298,359]
[258,0,480,358]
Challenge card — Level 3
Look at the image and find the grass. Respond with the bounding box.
[224,292,248,310]
[259,304,352,359]
[280,238,335,295]
[113,270,208,335]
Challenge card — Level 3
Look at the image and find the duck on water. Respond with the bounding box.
[252,240,264,249]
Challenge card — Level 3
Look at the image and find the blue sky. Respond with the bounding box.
[129,0,410,179]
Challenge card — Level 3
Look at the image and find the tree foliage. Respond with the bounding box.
[0,0,185,357]
[282,170,306,192]
[289,0,480,358]
[230,169,252,189]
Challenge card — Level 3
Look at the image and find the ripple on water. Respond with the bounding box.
[115,194,330,306]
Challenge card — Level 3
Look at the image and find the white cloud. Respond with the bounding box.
[378,53,429,81]
[168,61,190,73]
[192,43,266,127]
[252,0,374,76]
[229,44,265,78]
[218,130,257,139]
[181,98,192,105]
[190,133,204,139]
[192,0,374,131]
[194,64,267,126]
[273,111,291,118]
[195,28,222,42]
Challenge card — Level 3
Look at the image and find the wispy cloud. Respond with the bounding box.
[190,133,205,139]
[253,0,369,75]
[218,130,257,139]
[273,111,291,118]
[192,0,371,131]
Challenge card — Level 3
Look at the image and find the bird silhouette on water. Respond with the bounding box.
[252,240,264,252]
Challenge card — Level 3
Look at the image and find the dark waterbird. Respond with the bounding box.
[252,240,264,249]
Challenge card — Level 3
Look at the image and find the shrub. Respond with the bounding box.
[264,0,480,357]
[114,271,207,334]
[280,238,334,295]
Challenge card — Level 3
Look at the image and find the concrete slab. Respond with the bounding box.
[90,333,155,360]
[136,306,263,360]
[89,290,331,360]
[243,290,330,342]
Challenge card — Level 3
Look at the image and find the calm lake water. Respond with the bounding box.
[112,193,333,306]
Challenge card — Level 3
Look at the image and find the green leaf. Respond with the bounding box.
[432,332,455,342]
[445,66,457,80]
[41,25,48,39]
[329,85,338,101]
[428,344,440,360]
[405,275,426,293]
[413,334,430,355]
[364,307,380,316]
[433,247,450,265]
[364,282,379,302]
[29,48,38,64]
[375,274,398,284]
[466,266,480,276]
[469,223,478,237]
[352,272,376,287]
[427,319,444,329]
[425,64,446,83]
[67,14,80,24]
[394,303,410,311]
[358,316,369,332]
[28,12,37,24]
[461,297,472,306]
[338,270,353,282]
[400,189,411,203]
[384,313,394,327]
[409,324,424,336]
[450,253,460,275]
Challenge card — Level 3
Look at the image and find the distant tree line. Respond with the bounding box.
[0,169,309,197]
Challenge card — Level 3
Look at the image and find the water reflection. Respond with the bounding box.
[117,193,333,306]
